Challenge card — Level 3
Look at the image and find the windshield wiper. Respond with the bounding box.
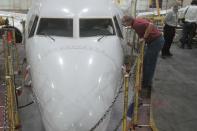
[41,32,55,42]
[97,35,105,42]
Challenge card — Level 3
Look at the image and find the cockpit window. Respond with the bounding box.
[28,15,39,38]
[37,18,73,37]
[80,18,115,37]
[113,16,123,39]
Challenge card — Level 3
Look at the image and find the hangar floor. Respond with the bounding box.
[1,40,197,131]
[152,43,197,131]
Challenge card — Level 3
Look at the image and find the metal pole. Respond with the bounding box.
[156,0,161,16]
[3,29,21,131]
[133,41,145,127]
[122,72,129,131]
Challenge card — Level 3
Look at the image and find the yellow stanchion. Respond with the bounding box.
[139,41,145,89]
[15,112,21,130]
[133,58,140,125]
[155,0,161,16]
[132,41,145,130]
[7,78,16,131]
[122,71,130,131]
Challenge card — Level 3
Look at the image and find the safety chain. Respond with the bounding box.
[113,61,138,131]
[4,83,9,130]
[89,79,124,131]
[89,54,139,131]
[89,26,140,131]
[113,57,138,131]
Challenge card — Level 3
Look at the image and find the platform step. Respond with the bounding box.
[137,124,151,127]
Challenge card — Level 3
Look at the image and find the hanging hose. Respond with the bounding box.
[18,101,34,109]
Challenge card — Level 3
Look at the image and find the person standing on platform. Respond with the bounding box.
[162,5,178,58]
[122,16,164,94]
[122,16,164,130]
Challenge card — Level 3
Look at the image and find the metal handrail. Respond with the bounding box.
[2,29,20,131]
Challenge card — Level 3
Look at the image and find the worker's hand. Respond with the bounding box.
[139,38,145,44]
[127,42,132,47]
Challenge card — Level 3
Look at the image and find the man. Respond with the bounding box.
[122,16,164,93]
[122,16,164,130]
[180,0,197,49]
[162,5,178,58]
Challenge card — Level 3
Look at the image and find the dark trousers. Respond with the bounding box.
[180,22,197,48]
[162,24,176,55]
[143,36,164,87]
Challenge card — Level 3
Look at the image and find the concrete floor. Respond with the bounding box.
[152,43,197,131]
[1,39,197,131]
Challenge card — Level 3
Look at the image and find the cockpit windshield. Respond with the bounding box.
[80,18,115,37]
[37,18,73,37]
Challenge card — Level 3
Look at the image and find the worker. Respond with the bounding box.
[162,5,179,58]
[179,0,197,49]
[122,16,164,97]
[122,16,164,130]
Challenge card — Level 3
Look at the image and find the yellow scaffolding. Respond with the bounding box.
[133,41,145,126]
[122,71,130,131]
[2,28,21,131]
[146,0,164,25]
[131,41,158,131]
[122,30,158,131]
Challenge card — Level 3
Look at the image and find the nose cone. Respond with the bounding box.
[35,49,120,131]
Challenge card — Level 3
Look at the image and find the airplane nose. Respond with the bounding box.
[35,49,120,131]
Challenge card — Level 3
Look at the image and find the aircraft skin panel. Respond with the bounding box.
[34,0,116,18]
[26,36,123,131]
[37,52,118,130]
[26,37,123,68]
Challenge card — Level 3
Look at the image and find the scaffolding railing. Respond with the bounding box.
[1,28,21,131]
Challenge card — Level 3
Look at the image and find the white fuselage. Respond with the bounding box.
[25,0,124,130]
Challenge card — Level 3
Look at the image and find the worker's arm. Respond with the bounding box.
[143,23,154,39]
